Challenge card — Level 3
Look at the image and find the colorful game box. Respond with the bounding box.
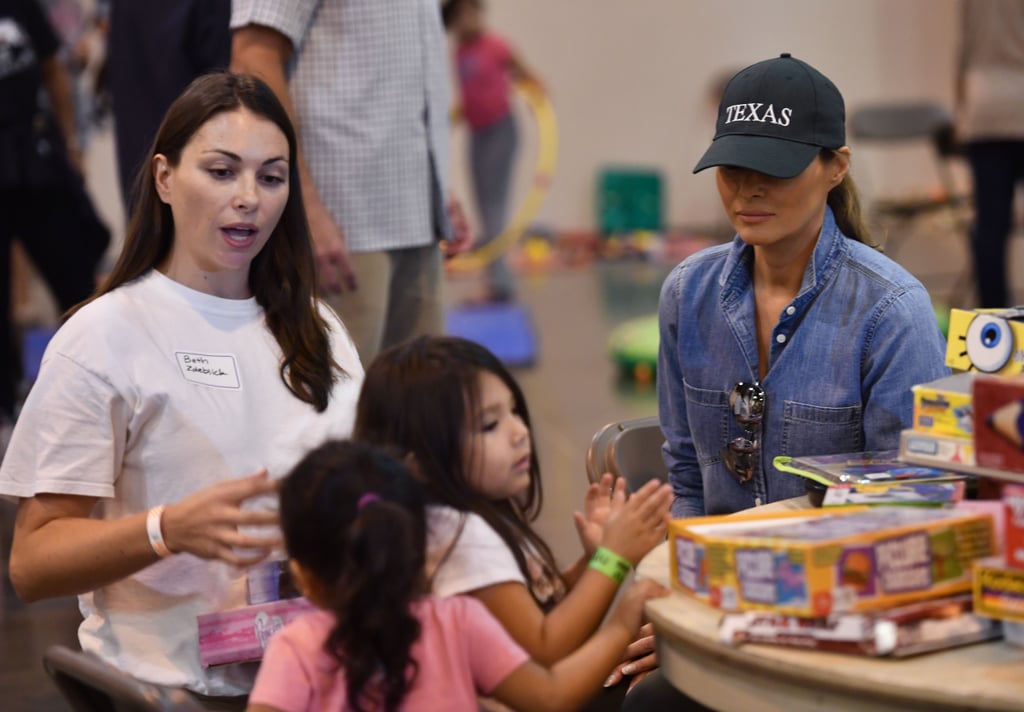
[1004,484,1024,570]
[718,593,1000,657]
[973,375,1024,475]
[946,307,1024,375]
[197,597,314,668]
[912,373,974,438]
[973,557,1024,623]
[669,509,821,602]
[899,429,976,469]
[670,507,996,617]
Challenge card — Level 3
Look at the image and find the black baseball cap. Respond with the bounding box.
[693,53,845,179]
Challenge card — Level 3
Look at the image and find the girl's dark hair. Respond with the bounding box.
[354,335,564,605]
[69,72,340,411]
[280,440,427,712]
[441,0,480,27]
[821,148,879,250]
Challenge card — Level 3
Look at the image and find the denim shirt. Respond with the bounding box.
[658,207,950,518]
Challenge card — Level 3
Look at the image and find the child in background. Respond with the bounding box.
[246,440,668,712]
[355,336,674,710]
[443,0,543,303]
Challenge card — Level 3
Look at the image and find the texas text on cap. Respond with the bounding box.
[693,53,845,179]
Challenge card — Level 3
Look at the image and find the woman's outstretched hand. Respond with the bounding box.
[162,469,282,567]
[605,621,658,691]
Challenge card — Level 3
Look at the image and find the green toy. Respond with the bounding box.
[608,314,659,384]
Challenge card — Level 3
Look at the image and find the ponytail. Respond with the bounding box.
[279,441,427,712]
[822,149,880,250]
[329,500,423,712]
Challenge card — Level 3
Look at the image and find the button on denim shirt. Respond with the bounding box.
[658,207,950,518]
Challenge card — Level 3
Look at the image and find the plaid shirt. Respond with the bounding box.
[231,0,452,252]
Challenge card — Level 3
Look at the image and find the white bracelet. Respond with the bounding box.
[146,505,173,558]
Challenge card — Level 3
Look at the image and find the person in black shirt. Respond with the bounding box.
[0,0,109,430]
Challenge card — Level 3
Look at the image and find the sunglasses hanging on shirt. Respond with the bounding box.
[721,381,765,484]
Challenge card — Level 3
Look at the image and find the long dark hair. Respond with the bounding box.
[69,72,340,411]
[354,336,564,605]
[821,148,878,249]
[280,440,426,712]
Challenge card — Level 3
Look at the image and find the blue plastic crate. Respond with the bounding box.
[22,326,56,382]
[445,303,538,368]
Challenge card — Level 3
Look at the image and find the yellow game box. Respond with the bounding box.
[973,557,1024,623]
[912,373,974,438]
[670,507,995,617]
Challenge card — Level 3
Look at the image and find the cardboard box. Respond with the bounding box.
[197,597,314,668]
[973,375,1024,474]
[670,509,819,601]
[946,307,1024,375]
[973,556,1024,623]
[1004,484,1024,570]
[899,429,976,468]
[912,373,974,438]
[671,507,995,617]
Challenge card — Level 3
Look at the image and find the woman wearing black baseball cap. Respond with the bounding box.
[657,54,951,520]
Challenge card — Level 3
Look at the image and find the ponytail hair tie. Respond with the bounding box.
[357,493,381,510]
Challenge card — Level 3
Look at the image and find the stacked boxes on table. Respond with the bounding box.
[902,373,977,468]
[973,483,1024,645]
[670,506,995,617]
[669,506,1002,655]
[974,375,1024,475]
[902,308,1024,476]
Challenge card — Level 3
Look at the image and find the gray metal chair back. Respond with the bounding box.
[42,645,206,712]
[586,416,667,491]
[848,101,971,302]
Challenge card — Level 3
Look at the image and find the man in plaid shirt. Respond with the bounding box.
[231,0,471,362]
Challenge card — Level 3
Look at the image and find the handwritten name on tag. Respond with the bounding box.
[175,352,241,389]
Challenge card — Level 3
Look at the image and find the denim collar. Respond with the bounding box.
[717,205,848,308]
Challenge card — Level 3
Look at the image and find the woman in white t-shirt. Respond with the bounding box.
[0,73,363,707]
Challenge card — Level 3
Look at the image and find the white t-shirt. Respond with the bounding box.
[0,270,363,696]
[426,505,563,606]
[426,506,527,596]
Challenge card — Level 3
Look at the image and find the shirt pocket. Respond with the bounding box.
[780,400,864,456]
[683,379,731,468]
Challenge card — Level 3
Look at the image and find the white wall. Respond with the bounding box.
[448,0,961,232]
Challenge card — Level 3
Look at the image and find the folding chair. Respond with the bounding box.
[848,101,973,303]
[585,416,667,491]
[42,645,206,712]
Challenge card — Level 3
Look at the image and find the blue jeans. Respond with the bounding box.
[966,140,1024,308]
[470,113,519,299]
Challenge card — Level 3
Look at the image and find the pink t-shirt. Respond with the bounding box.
[456,32,513,130]
[248,595,529,712]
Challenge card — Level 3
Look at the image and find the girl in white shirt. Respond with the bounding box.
[354,336,673,708]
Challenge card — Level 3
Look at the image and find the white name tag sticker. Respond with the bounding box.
[175,352,241,389]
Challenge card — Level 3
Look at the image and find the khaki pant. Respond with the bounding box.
[326,243,444,365]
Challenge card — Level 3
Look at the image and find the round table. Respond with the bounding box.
[637,498,1024,712]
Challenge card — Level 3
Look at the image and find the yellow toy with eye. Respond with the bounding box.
[946,308,1024,374]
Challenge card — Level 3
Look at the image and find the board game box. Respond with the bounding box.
[670,506,996,617]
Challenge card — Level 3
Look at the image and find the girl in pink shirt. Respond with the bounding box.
[443,0,543,302]
[246,440,667,712]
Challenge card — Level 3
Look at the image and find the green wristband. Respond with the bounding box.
[588,546,632,584]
